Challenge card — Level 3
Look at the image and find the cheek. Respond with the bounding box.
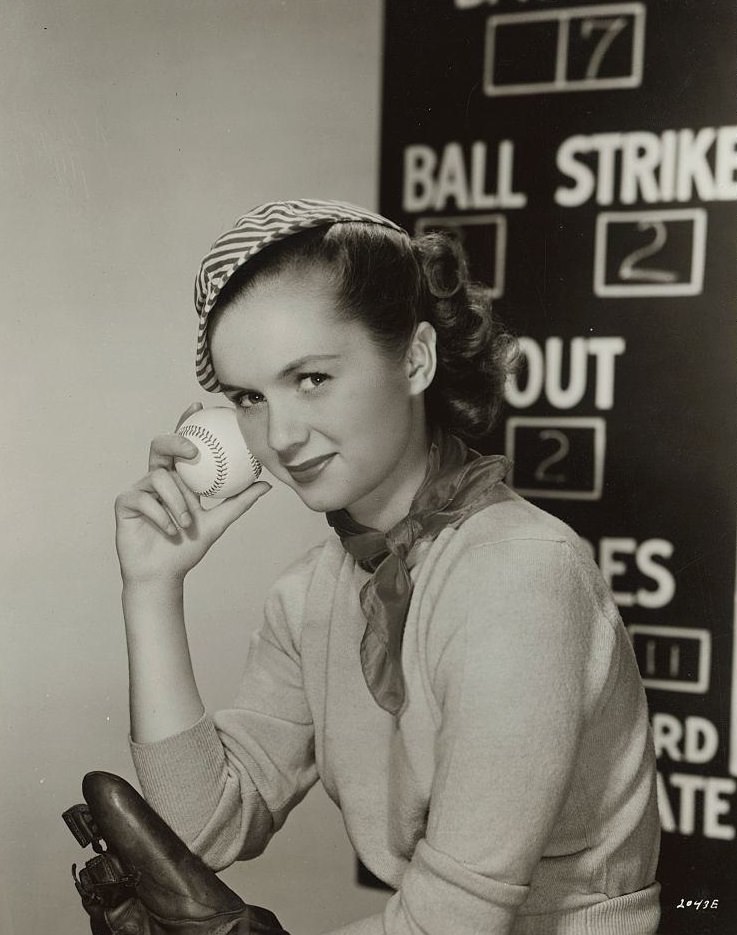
[356,370,410,425]
[235,413,270,461]
[345,360,408,414]
[340,379,413,459]
[327,390,390,444]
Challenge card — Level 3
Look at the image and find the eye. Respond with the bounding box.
[232,391,266,411]
[298,372,331,392]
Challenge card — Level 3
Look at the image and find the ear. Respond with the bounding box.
[405,320,437,396]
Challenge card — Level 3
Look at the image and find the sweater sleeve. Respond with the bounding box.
[130,549,321,871]
[324,537,617,935]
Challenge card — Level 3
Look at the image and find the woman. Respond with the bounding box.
[114,199,661,935]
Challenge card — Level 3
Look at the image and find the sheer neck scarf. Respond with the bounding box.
[326,430,510,716]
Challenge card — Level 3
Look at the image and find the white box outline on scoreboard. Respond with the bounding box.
[594,208,708,297]
[505,416,606,501]
[484,3,646,97]
[627,624,711,694]
[414,213,507,298]
[731,542,737,775]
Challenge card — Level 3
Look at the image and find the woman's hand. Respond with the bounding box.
[114,403,271,585]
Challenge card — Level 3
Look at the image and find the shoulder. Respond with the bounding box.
[263,536,344,647]
[416,484,598,597]
[461,488,620,624]
[268,536,340,596]
[456,483,581,550]
[412,486,621,660]
[456,489,605,605]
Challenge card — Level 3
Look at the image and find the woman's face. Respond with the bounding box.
[208,264,431,521]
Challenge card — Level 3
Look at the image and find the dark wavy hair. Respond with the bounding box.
[211,222,518,442]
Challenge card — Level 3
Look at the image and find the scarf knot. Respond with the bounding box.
[326,430,509,717]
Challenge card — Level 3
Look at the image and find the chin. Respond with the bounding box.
[287,484,348,514]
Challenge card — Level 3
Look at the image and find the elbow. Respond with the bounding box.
[190,793,277,870]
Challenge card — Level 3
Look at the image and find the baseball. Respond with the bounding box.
[174,407,262,498]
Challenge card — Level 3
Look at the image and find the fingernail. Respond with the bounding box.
[166,523,177,536]
[180,510,191,527]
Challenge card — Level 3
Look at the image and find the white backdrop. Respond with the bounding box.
[0,2,389,932]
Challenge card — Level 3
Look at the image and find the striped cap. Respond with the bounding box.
[194,198,406,391]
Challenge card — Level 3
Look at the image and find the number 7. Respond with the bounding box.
[580,17,627,79]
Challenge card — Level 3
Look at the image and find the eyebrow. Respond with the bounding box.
[219,354,341,393]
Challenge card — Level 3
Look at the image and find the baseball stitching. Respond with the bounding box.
[247,449,263,481]
[178,424,230,496]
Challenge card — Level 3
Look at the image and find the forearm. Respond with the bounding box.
[123,578,205,743]
[320,841,526,935]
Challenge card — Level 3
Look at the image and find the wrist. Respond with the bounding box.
[121,573,186,595]
[121,577,186,629]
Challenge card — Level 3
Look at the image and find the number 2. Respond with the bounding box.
[619,221,678,284]
[534,430,569,484]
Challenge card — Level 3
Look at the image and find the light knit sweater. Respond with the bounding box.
[131,485,661,935]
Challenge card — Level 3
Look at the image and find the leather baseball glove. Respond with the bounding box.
[63,771,288,935]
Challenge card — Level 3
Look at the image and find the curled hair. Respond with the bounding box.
[411,232,518,440]
[211,222,518,442]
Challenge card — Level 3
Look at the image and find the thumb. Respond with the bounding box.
[207,481,272,535]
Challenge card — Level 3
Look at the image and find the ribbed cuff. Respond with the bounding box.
[386,839,529,934]
[514,882,661,935]
[129,713,227,837]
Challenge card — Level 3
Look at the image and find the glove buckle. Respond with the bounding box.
[63,803,105,853]
[71,852,140,907]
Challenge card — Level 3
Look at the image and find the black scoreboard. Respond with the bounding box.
[378,3,737,933]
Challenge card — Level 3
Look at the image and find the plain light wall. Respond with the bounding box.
[1,2,390,932]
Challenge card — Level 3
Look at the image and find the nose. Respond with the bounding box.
[266,401,309,458]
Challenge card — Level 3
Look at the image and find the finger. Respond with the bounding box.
[147,468,193,529]
[170,470,204,515]
[206,481,272,536]
[117,489,180,537]
[175,401,204,431]
[148,433,199,472]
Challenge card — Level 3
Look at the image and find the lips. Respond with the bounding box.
[284,453,335,483]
